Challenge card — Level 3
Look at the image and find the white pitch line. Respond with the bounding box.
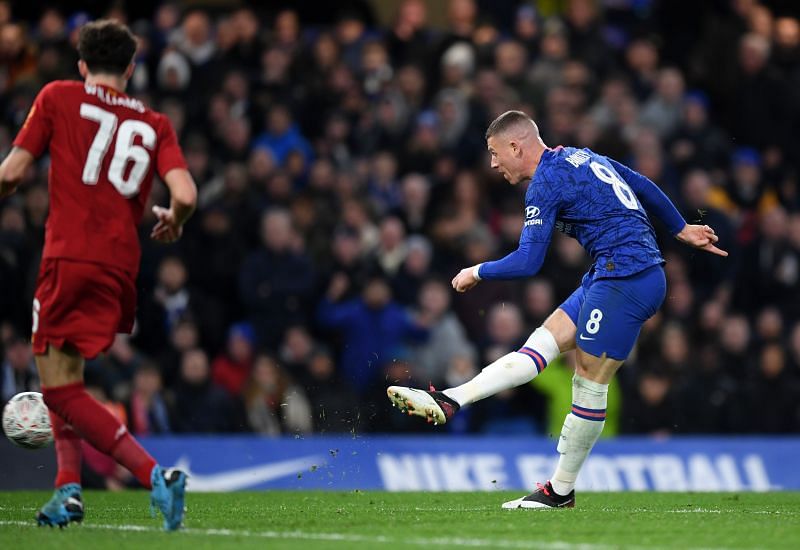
[599,507,798,516]
[0,520,735,550]
[0,520,613,549]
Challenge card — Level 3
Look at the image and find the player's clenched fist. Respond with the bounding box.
[452,265,481,293]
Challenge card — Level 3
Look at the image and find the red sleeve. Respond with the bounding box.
[155,114,187,179]
[13,84,55,157]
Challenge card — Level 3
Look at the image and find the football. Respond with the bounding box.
[2,392,53,449]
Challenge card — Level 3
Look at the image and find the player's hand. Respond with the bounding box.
[150,205,183,243]
[675,224,728,257]
[451,266,480,293]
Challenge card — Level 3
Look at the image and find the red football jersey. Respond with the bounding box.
[13,80,187,275]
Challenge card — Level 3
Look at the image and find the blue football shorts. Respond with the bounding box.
[558,264,667,360]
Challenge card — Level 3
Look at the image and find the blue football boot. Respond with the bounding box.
[37,483,84,527]
[150,465,188,531]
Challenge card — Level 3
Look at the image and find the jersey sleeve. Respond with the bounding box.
[478,182,559,280]
[13,84,55,157]
[155,115,187,178]
[607,157,686,236]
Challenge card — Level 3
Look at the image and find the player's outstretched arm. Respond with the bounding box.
[452,240,549,292]
[606,158,686,236]
[675,223,728,257]
[151,168,197,243]
[0,147,35,199]
[607,158,728,257]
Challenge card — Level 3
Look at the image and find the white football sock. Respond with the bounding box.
[443,327,560,407]
[550,374,608,496]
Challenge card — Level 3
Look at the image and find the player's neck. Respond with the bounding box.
[526,141,548,180]
[84,74,127,93]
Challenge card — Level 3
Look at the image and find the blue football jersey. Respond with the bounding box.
[522,147,664,279]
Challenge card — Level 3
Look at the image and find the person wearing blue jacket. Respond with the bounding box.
[318,273,428,395]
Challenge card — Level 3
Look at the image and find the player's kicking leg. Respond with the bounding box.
[35,344,187,531]
[387,309,574,424]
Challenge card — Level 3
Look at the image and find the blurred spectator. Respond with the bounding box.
[677,169,736,302]
[374,216,407,276]
[522,278,555,329]
[324,226,373,301]
[367,151,401,215]
[173,11,216,66]
[239,208,314,348]
[718,314,756,378]
[172,348,244,433]
[731,33,786,150]
[713,149,780,245]
[391,173,432,235]
[318,273,428,394]
[126,363,171,436]
[411,278,475,385]
[1,330,38,403]
[431,169,488,250]
[156,318,200,388]
[755,306,784,345]
[668,91,730,172]
[279,325,315,377]
[386,0,432,68]
[392,234,433,305]
[136,255,224,354]
[658,322,691,375]
[675,343,739,434]
[1,23,37,86]
[252,104,314,166]
[86,334,148,393]
[622,366,678,436]
[303,347,359,433]
[0,205,32,331]
[625,37,659,100]
[211,322,256,397]
[183,204,248,313]
[639,67,685,138]
[735,206,796,311]
[740,343,800,432]
[243,354,312,436]
[563,0,610,76]
[481,303,526,364]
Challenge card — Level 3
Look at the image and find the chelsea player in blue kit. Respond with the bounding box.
[387,111,727,508]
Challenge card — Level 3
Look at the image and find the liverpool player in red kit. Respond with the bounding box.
[0,21,197,530]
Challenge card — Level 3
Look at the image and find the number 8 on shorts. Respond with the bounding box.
[585,309,603,334]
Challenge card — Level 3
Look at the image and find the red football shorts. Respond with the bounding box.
[32,258,137,359]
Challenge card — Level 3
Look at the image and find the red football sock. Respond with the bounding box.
[42,382,157,489]
[49,411,82,487]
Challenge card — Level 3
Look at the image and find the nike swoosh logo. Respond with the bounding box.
[578,334,596,341]
[173,455,325,492]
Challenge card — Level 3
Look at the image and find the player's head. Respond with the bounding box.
[485,110,543,185]
[77,20,137,81]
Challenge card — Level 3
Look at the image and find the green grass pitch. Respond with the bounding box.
[0,491,798,549]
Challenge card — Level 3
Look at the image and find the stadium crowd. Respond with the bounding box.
[1,0,800,445]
